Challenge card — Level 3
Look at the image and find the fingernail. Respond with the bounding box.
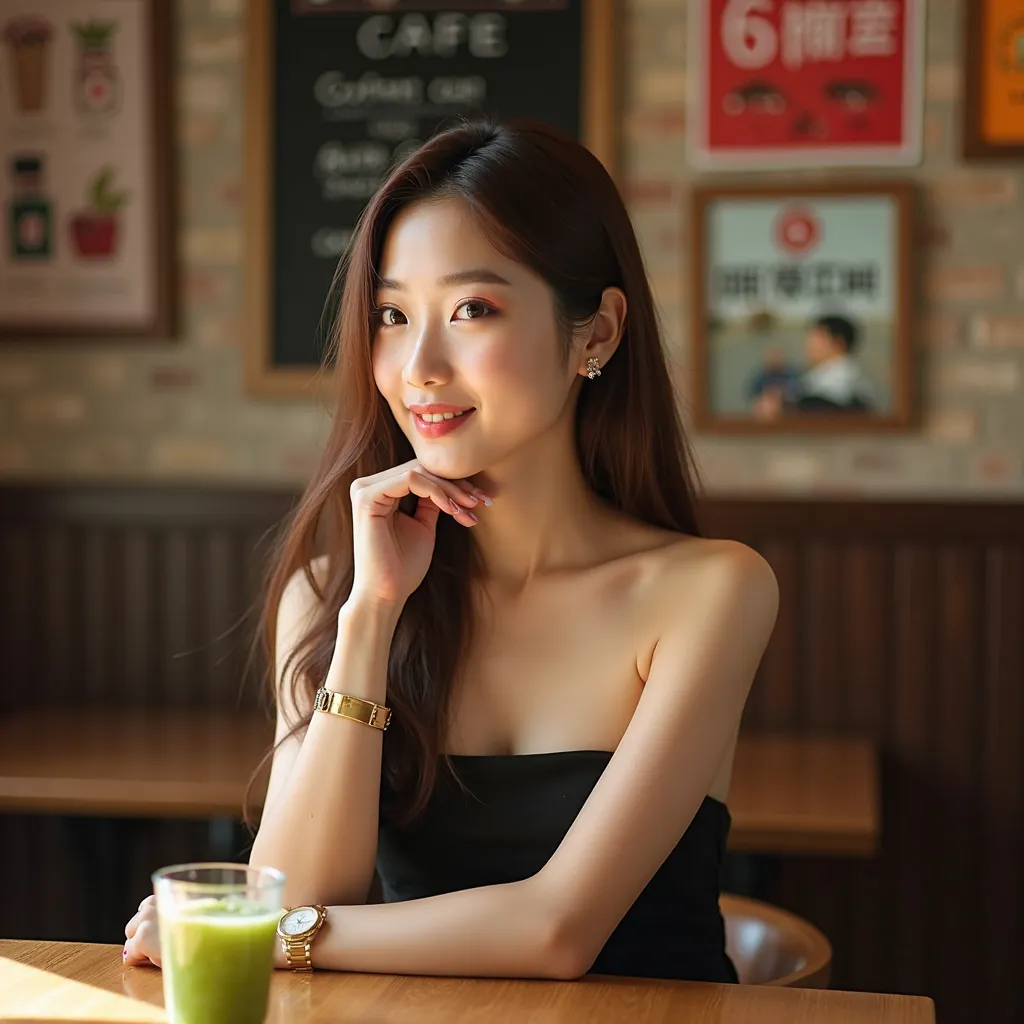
[476,493,494,507]
[450,500,462,514]
[122,948,128,960]
[467,512,479,524]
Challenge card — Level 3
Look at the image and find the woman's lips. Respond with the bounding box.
[411,408,476,439]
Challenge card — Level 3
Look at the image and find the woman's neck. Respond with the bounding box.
[466,427,615,591]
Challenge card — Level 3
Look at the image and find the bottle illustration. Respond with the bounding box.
[69,166,130,259]
[8,155,53,260]
[72,20,122,116]
[1,16,53,114]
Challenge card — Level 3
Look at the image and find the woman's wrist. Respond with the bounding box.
[339,596,402,639]
[323,600,400,703]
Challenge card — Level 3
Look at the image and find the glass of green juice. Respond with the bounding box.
[152,862,286,1024]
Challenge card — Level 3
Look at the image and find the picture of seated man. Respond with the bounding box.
[746,345,801,408]
[753,315,877,421]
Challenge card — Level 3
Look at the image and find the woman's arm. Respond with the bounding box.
[248,565,399,907]
[127,542,776,976]
[287,880,573,980]
[288,542,778,979]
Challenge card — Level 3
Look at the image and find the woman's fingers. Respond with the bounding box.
[125,895,157,939]
[123,943,154,968]
[123,901,161,968]
[350,460,495,529]
[356,468,479,526]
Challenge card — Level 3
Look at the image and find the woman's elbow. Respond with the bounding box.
[542,945,593,981]
[535,913,598,980]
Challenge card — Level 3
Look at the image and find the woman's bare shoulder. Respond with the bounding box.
[604,513,768,578]
[281,555,332,616]
[631,531,777,632]
[595,516,773,617]
[276,556,333,668]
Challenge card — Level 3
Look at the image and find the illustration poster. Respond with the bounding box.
[965,0,1024,157]
[0,0,171,336]
[688,0,925,169]
[691,184,913,433]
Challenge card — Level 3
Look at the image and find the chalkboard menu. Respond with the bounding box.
[244,0,617,396]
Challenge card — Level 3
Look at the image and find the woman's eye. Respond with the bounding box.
[375,306,406,327]
[455,300,493,321]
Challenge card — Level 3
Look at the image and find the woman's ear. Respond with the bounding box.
[578,286,627,378]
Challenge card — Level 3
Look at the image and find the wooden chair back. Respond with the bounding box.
[721,893,832,987]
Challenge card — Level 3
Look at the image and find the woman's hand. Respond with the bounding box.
[349,458,492,610]
[124,894,289,970]
[123,894,161,968]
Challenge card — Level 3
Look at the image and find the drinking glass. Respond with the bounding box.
[152,862,285,1024]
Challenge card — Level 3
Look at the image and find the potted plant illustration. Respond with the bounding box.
[69,166,129,259]
[72,19,121,115]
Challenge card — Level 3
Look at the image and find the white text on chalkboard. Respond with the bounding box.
[356,14,508,59]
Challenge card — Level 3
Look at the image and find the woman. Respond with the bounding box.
[125,118,777,982]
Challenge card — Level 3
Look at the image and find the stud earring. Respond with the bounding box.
[586,357,602,379]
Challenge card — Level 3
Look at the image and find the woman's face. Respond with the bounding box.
[371,198,579,481]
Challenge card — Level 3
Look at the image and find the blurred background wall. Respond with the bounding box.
[0,0,1022,494]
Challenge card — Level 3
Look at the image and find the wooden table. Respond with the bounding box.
[0,710,878,856]
[0,940,934,1024]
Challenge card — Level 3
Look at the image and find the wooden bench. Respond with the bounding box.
[0,710,878,856]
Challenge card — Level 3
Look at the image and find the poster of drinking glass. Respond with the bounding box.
[690,182,913,434]
[688,0,926,169]
[963,0,1024,159]
[0,0,172,337]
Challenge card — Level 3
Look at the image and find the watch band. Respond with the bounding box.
[282,934,316,972]
[313,687,392,731]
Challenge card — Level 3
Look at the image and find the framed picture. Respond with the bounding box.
[0,0,174,338]
[688,0,926,169]
[690,182,914,434]
[245,0,617,397]
[963,0,1024,159]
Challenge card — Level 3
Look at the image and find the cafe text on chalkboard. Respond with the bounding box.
[245,0,617,397]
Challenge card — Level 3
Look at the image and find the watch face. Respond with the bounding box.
[280,906,319,936]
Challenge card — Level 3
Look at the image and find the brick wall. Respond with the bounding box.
[1,0,1021,495]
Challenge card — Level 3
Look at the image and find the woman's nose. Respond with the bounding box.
[403,326,452,389]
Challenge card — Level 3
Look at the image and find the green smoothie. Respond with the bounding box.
[160,896,282,1024]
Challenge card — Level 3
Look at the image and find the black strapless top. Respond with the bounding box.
[376,750,738,983]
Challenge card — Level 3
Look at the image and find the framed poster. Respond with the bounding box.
[0,0,174,338]
[690,182,914,434]
[964,0,1024,159]
[688,0,926,169]
[245,0,618,397]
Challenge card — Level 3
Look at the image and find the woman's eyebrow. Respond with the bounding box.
[376,268,512,291]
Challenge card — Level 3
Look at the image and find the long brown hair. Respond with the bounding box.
[254,117,703,826]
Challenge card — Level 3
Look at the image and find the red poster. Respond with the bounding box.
[689,0,925,168]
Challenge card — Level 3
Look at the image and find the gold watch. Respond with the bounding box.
[276,904,327,971]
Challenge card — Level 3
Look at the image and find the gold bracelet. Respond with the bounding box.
[313,687,391,730]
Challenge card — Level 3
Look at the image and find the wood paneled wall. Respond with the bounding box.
[0,485,296,712]
[0,486,1020,1024]
[704,499,1023,1024]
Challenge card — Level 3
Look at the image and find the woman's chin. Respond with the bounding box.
[414,448,483,483]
